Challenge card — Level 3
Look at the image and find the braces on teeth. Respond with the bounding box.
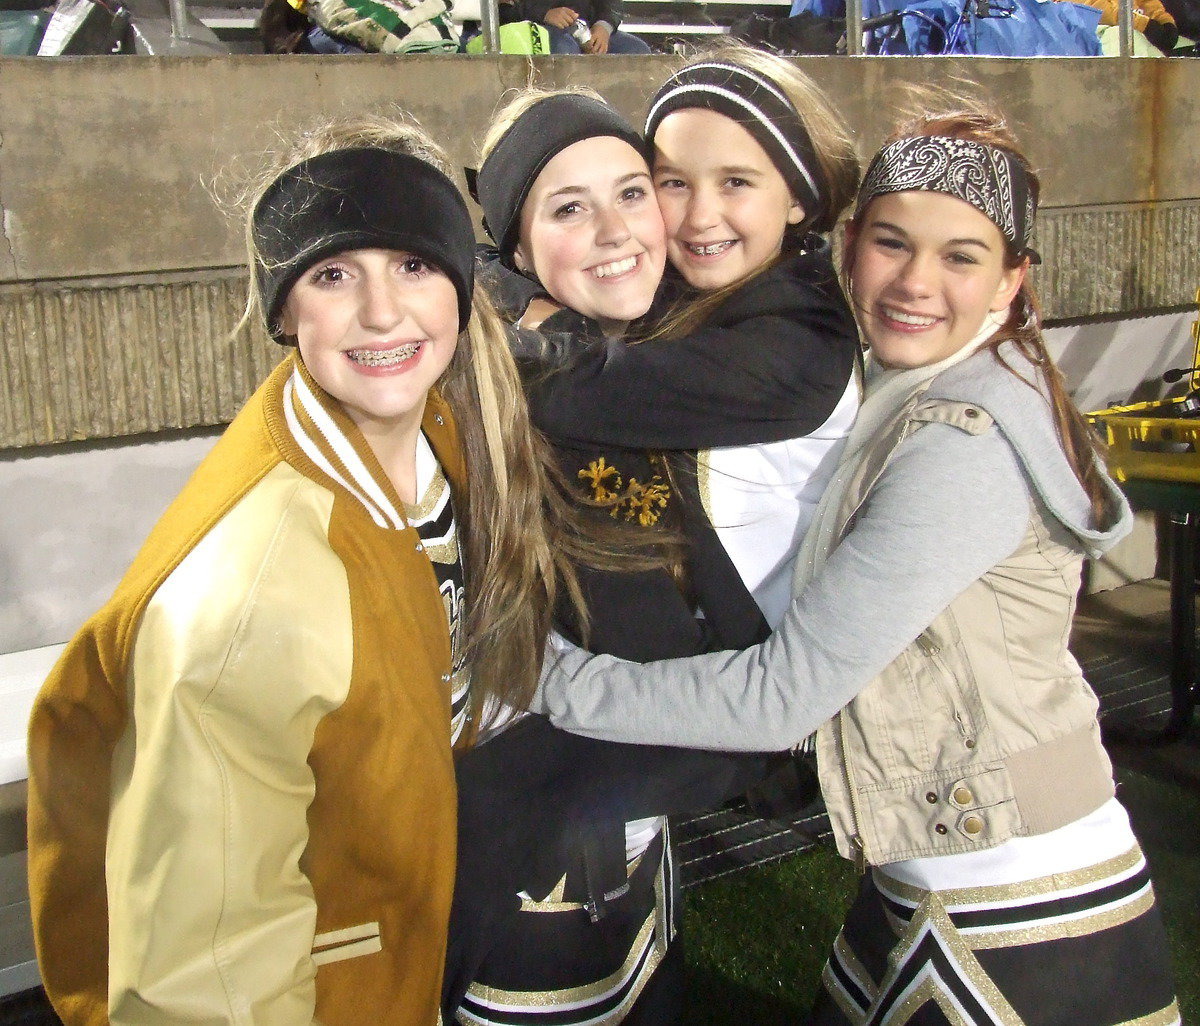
[348,342,421,366]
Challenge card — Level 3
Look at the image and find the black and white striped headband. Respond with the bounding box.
[644,61,832,232]
[856,135,1041,263]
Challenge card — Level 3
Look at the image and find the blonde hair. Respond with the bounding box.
[845,85,1112,526]
[642,44,860,341]
[236,111,576,736]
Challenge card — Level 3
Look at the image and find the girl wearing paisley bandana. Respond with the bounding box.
[535,91,1180,1025]
[26,114,580,1026]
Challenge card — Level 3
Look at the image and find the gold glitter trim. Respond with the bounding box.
[821,959,868,1024]
[966,887,1156,950]
[404,466,459,565]
[871,890,1025,1026]
[875,845,1144,909]
[461,908,660,1011]
[1115,1001,1182,1026]
[519,873,574,911]
[696,450,713,523]
[883,901,909,938]
[833,931,877,1003]
[889,977,973,1026]
[403,459,448,521]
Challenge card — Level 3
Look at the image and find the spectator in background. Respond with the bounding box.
[1077,0,1180,51]
[262,0,461,53]
[518,0,651,52]
[1161,0,1198,42]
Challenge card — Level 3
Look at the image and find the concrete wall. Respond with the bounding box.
[1,55,1198,450]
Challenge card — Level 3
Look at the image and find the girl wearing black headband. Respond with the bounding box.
[27,113,586,1026]
[454,85,712,1026]
[535,90,1180,1026]
[451,61,862,1026]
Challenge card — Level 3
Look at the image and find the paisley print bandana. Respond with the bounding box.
[855,135,1040,263]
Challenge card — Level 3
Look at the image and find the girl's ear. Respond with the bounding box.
[280,297,298,337]
[513,244,531,274]
[787,198,805,226]
[841,218,860,278]
[991,258,1029,313]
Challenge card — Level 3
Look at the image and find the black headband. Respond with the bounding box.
[645,61,832,232]
[856,136,1041,263]
[253,147,476,342]
[468,93,644,261]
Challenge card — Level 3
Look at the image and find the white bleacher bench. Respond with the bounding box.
[621,0,792,49]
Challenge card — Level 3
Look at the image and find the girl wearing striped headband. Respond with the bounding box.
[535,91,1180,1025]
[27,113,586,1026]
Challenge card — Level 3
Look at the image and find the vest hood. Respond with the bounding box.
[923,341,1131,559]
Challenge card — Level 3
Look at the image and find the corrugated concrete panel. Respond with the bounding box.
[1037,200,1200,319]
[0,273,277,448]
[2,198,1198,448]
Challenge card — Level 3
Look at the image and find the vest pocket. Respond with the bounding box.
[909,616,981,751]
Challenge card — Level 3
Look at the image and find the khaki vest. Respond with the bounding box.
[815,394,1115,868]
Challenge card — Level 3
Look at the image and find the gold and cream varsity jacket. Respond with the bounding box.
[27,352,466,1026]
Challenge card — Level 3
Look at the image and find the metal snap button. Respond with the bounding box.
[415,542,424,552]
[926,792,938,804]
[935,823,948,835]
[963,815,984,836]
[964,407,979,418]
[952,786,973,806]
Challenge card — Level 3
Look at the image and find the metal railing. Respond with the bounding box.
[161,0,1141,54]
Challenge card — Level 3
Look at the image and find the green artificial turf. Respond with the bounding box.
[682,764,1198,1024]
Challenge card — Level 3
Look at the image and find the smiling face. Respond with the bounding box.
[651,107,804,292]
[514,136,666,337]
[282,247,459,445]
[848,190,1027,370]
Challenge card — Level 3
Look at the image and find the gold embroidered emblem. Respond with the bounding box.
[578,454,671,527]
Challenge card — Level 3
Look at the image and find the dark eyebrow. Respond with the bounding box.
[946,236,994,250]
[545,170,649,201]
[653,164,764,177]
[869,219,994,251]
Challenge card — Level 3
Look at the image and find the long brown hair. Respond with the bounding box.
[844,86,1113,527]
[234,111,583,738]
[478,89,693,589]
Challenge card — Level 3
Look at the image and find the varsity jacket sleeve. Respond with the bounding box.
[102,471,350,1025]
[525,250,859,450]
[535,422,1031,750]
